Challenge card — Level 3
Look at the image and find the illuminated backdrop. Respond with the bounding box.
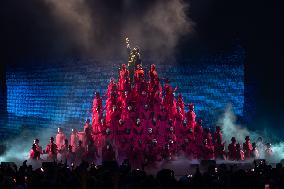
[3,46,245,137]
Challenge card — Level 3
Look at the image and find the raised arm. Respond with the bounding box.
[126,37,131,54]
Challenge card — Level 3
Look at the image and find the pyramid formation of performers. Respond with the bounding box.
[29,63,273,169]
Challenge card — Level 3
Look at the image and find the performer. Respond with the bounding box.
[92,92,103,126]
[29,144,40,160]
[118,64,129,92]
[101,127,114,149]
[214,126,222,144]
[202,138,214,160]
[251,142,260,159]
[33,138,43,155]
[134,64,145,84]
[116,120,131,164]
[106,86,118,124]
[56,127,66,151]
[243,136,253,159]
[45,137,58,162]
[102,143,116,162]
[165,127,177,159]
[203,128,213,146]
[84,119,92,132]
[60,139,69,163]
[157,106,168,138]
[146,139,162,163]
[163,142,176,161]
[163,79,177,118]
[186,103,196,130]
[131,118,144,146]
[177,120,188,149]
[184,138,197,159]
[176,94,185,117]
[126,37,142,84]
[70,128,79,152]
[194,119,203,146]
[66,145,75,165]
[85,140,100,164]
[109,105,121,133]
[214,126,226,160]
[149,64,158,83]
[149,117,159,136]
[256,137,265,158]
[130,138,145,169]
[228,137,237,161]
[75,140,85,164]
[236,143,245,161]
[84,127,93,149]
[140,104,152,127]
[265,143,273,159]
[144,128,156,145]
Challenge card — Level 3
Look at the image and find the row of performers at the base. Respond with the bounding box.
[30,126,273,169]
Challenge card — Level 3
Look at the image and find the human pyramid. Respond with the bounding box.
[88,60,218,163]
[30,39,273,169]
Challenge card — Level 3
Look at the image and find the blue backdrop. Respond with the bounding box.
[3,46,245,137]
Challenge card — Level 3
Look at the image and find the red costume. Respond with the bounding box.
[45,137,58,161]
[162,142,176,161]
[85,140,100,164]
[228,137,237,160]
[194,119,203,146]
[46,62,270,165]
[70,129,79,152]
[101,127,114,148]
[131,118,144,143]
[109,106,121,132]
[202,139,214,160]
[184,138,197,159]
[177,120,187,146]
[102,143,116,162]
[236,143,245,161]
[75,140,85,164]
[118,64,129,92]
[30,144,40,160]
[84,119,92,132]
[186,103,196,130]
[130,138,145,169]
[56,128,66,151]
[92,92,103,126]
[141,105,152,128]
[243,136,253,159]
[144,128,156,145]
[30,138,43,160]
[214,126,226,159]
[177,94,185,117]
[149,64,158,84]
[203,128,213,146]
[116,126,131,164]
[146,139,162,162]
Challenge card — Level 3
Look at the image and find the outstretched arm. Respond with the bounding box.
[126,37,131,54]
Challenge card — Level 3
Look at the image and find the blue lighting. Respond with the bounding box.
[4,46,245,135]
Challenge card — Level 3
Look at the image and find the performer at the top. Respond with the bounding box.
[126,37,142,84]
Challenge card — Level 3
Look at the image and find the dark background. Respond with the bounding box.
[1,0,283,137]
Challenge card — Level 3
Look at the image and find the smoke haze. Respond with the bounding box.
[2,0,194,61]
[219,104,284,162]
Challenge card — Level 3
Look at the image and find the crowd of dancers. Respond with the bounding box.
[29,62,273,169]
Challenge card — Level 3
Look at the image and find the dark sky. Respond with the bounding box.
[1,0,284,132]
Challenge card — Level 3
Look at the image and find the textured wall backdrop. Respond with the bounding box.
[2,47,245,138]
